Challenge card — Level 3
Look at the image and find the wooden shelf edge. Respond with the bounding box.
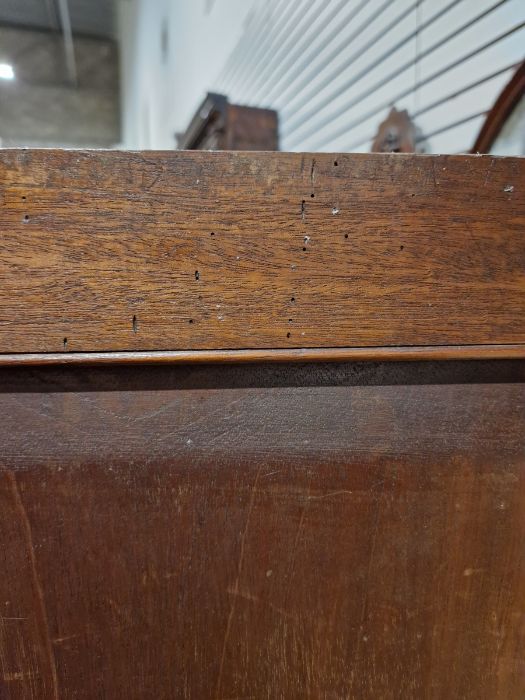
[0,344,524,366]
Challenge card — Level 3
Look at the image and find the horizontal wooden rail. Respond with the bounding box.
[1,344,524,366]
[0,150,523,355]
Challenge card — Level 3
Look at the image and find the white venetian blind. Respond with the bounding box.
[212,0,525,153]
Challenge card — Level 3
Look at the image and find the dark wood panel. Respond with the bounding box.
[225,103,279,150]
[0,150,523,353]
[0,361,523,699]
[175,92,279,151]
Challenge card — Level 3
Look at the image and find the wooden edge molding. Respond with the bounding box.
[176,92,228,149]
[1,344,524,366]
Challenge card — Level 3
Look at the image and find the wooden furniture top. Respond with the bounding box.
[176,91,279,151]
[0,149,523,362]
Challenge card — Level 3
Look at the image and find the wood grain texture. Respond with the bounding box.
[0,149,523,353]
[0,343,524,366]
[0,360,524,699]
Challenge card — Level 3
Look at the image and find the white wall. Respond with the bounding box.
[118,0,257,149]
[118,0,525,153]
[0,26,119,148]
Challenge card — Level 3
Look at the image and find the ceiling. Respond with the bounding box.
[0,0,115,39]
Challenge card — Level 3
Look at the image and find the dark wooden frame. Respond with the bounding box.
[471,60,525,153]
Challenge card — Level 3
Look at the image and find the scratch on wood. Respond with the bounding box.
[146,171,162,191]
[284,472,312,609]
[261,470,282,478]
[215,464,262,699]
[308,490,353,500]
[226,587,295,620]
[3,671,34,682]
[52,634,79,644]
[484,159,495,186]
[431,159,437,187]
[349,468,388,684]
[5,470,59,699]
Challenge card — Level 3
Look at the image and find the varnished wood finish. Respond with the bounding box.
[0,360,524,699]
[0,150,524,699]
[0,343,524,366]
[0,150,523,354]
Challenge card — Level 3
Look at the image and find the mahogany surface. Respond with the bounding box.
[0,150,524,698]
[1,361,524,699]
